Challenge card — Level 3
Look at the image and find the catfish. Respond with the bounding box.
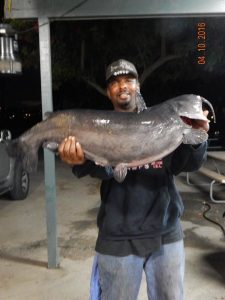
[6,94,214,182]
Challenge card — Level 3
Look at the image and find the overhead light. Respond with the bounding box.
[0,23,22,75]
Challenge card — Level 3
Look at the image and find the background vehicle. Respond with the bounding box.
[0,129,29,200]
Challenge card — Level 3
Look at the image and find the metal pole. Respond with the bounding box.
[38,17,59,268]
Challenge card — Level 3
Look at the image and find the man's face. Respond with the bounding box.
[106,75,140,112]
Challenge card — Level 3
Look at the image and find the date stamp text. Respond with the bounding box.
[197,22,206,65]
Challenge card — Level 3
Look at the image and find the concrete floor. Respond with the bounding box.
[0,157,225,300]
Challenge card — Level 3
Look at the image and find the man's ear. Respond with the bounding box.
[136,82,140,92]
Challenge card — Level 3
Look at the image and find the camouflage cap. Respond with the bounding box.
[106,59,138,81]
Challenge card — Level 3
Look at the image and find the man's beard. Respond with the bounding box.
[118,101,131,110]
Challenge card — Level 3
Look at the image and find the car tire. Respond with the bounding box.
[9,161,29,200]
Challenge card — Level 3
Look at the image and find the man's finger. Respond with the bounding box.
[69,137,77,161]
[63,137,72,159]
[203,110,209,117]
[76,142,84,160]
[58,137,67,154]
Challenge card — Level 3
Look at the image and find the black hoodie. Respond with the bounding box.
[73,142,207,255]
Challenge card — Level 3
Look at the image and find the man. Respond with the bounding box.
[59,59,208,300]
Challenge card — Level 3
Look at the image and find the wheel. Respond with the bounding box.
[9,161,30,200]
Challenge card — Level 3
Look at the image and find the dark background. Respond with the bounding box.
[0,17,224,148]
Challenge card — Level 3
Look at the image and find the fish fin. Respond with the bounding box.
[6,139,19,157]
[6,139,38,173]
[183,129,208,145]
[43,141,59,153]
[44,111,53,120]
[113,163,128,182]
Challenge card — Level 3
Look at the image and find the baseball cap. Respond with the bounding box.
[106,59,138,82]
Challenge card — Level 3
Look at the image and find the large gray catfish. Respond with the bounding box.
[7,94,214,182]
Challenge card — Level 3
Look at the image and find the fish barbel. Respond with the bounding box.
[7,94,214,182]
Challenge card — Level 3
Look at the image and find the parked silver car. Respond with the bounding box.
[0,129,29,200]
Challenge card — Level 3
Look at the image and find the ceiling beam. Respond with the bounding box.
[4,0,225,20]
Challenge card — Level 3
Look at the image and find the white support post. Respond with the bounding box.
[38,17,59,268]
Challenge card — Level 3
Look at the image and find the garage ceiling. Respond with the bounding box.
[4,0,225,19]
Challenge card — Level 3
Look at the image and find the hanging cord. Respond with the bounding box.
[136,91,147,113]
[202,202,225,236]
[4,0,12,15]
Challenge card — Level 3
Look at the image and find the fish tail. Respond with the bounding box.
[6,139,38,173]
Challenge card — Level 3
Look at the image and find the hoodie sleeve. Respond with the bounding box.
[72,160,114,180]
[167,141,207,175]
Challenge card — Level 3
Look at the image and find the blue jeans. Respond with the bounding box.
[90,240,184,300]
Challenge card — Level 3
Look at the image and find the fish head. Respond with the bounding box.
[170,94,215,144]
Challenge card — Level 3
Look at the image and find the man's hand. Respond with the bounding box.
[192,110,210,132]
[58,136,86,165]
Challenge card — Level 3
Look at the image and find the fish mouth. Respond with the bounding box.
[180,116,209,132]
